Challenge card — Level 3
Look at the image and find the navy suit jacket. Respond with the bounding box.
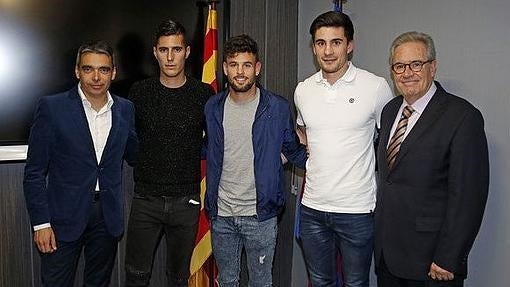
[23,86,138,241]
[374,82,489,280]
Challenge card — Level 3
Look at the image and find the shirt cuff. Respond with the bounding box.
[33,223,51,231]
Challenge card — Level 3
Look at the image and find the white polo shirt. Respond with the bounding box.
[294,62,393,213]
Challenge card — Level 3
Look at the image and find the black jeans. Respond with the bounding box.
[124,193,200,286]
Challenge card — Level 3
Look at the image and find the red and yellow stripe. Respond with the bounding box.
[189,4,218,286]
[201,5,218,93]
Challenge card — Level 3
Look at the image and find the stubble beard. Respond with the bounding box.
[228,77,255,93]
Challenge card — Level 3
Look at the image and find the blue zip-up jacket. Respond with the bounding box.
[204,86,307,221]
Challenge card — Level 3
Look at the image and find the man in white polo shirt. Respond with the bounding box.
[294,11,393,287]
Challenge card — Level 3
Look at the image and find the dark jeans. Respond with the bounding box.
[41,197,118,287]
[376,256,464,287]
[124,193,200,287]
[300,205,374,287]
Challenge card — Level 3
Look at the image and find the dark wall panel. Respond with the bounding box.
[266,0,299,102]
[0,163,34,287]
[228,0,298,102]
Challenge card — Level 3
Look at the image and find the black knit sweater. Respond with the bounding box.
[129,77,214,196]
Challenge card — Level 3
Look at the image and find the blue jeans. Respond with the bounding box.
[211,216,277,287]
[300,205,374,287]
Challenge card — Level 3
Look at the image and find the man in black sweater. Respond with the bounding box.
[124,20,214,286]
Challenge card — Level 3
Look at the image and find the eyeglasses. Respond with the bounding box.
[391,60,432,74]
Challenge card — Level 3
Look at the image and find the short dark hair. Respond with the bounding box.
[309,11,354,42]
[223,34,259,62]
[75,40,115,67]
[153,19,187,47]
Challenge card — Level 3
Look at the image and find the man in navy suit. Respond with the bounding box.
[23,40,138,286]
[375,31,489,287]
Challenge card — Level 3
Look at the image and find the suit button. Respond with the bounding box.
[386,180,392,185]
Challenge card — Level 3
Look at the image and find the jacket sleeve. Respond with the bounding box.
[23,98,53,227]
[281,103,308,169]
[124,101,138,166]
[433,107,489,272]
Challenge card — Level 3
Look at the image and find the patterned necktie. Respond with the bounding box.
[386,105,414,170]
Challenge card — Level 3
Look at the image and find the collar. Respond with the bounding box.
[404,82,437,115]
[78,83,114,111]
[314,61,357,86]
[227,88,260,106]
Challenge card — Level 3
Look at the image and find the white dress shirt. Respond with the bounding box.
[387,82,437,147]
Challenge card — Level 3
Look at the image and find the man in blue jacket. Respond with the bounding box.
[204,34,307,287]
[23,40,137,286]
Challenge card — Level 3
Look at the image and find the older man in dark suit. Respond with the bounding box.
[23,40,138,286]
[375,31,489,287]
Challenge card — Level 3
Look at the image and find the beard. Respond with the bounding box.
[227,75,256,93]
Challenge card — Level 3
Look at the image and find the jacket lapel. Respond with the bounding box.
[379,97,402,177]
[67,87,98,163]
[100,96,120,165]
[391,83,448,169]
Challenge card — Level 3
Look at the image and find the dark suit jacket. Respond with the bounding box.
[24,86,138,242]
[374,82,489,280]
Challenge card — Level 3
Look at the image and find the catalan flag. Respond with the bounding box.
[201,3,218,93]
[189,161,215,286]
[188,3,218,287]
